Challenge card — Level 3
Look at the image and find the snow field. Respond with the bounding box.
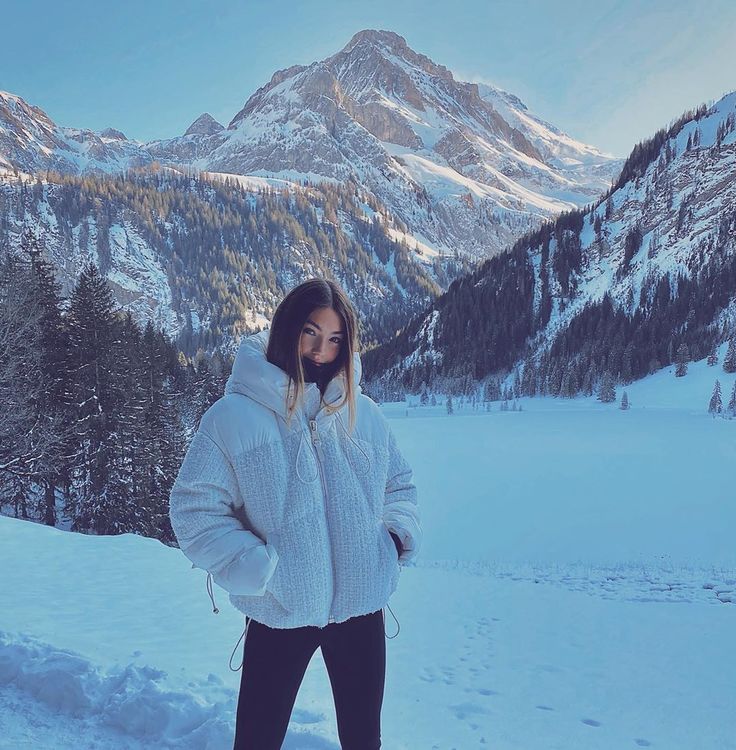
[1,352,734,747]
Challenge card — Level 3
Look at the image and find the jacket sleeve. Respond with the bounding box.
[383,424,422,565]
[169,429,279,596]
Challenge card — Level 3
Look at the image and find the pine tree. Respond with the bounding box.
[0,253,45,499]
[727,381,736,418]
[106,311,147,534]
[64,262,122,534]
[597,372,616,403]
[483,379,499,402]
[620,391,630,410]
[674,343,689,377]
[706,346,718,366]
[723,336,736,373]
[137,322,186,540]
[22,231,77,526]
[708,380,723,414]
[420,383,429,406]
[446,395,454,414]
[191,354,223,428]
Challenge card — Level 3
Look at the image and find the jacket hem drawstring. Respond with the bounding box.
[229,616,252,671]
[206,571,219,614]
[382,602,400,638]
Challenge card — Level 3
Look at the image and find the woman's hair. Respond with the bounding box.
[266,277,359,432]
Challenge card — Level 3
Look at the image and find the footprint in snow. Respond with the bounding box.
[475,687,498,696]
[581,718,602,727]
[419,666,437,682]
[450,701,490,720]
[290,707,325,724]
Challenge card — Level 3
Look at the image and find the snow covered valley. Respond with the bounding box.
[1,356,734,749]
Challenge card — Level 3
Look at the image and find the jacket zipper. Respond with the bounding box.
[309,418,336,627]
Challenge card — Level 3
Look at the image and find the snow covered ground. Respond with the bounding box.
[1,355,734,749]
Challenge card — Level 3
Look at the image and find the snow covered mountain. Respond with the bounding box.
[157,29,620,260]
[0,91,152,175]
[0,30,620,264]
[363,91,736,395]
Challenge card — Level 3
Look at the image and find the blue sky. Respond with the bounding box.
[3,0,734,156]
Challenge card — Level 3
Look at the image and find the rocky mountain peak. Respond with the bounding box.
[0,90,56,134]
[100,127,127,140]
[331,28,455,96]
[184,113,224,137]
[343,29,410,54]
[0,33,621,264]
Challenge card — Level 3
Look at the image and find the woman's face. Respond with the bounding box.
[299,307,346,368]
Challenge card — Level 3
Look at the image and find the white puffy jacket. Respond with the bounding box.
[169,329,422,629]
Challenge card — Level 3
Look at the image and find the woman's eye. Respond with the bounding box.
[330,338,342,345]
[303,328,315,336]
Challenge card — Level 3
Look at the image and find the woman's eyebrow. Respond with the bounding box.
[305,318,345,335]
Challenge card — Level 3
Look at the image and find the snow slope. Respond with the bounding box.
[1,354,734,749]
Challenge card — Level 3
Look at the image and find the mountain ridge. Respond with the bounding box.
[0,29,621,263]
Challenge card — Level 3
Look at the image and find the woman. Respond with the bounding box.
[169,277,422,750]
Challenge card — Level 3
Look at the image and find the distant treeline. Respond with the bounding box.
[0,168,452,355]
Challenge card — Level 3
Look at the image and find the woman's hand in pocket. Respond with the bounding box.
[388,530,403,558]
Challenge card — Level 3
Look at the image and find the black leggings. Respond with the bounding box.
[233,609,386,750]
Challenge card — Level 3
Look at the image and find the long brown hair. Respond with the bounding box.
[266,277,359,431]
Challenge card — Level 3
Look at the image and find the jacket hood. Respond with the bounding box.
[224,329,363,421]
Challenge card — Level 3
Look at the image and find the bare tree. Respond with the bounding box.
[0,254,44,481]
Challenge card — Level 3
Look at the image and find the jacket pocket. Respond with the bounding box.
[265,556,292,613]
[263,534,291,613]
[380,520,399,563]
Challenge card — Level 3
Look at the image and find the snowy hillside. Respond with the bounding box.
[1,360,734,749]
[365,89,736,396]
[534,90,736,343]
[477,83,619,195]
[0,168,441,352]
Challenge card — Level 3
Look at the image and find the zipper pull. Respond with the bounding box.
[309,419,319,444]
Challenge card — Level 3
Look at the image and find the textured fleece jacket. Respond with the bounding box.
[168,329,422,629]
